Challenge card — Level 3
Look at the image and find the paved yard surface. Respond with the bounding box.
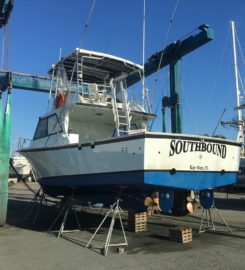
[0,183,245,270]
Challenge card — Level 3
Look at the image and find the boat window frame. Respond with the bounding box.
[33,113,63,140]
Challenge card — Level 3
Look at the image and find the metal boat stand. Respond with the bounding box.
[199,206,232,234]
[47,191,81,238]
[85,198,128,256]
[29,187,48,225]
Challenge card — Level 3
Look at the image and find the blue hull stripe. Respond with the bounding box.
[39,170,237,191]
[144,171,236,190]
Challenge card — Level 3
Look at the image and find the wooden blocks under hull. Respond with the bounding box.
[128,211,147,233]
[169,226,192,244]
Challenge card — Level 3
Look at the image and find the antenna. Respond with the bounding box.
[212,108,226,136]
[59,48,62,61]
[80,0,96,48]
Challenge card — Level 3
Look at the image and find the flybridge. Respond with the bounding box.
[51,48,143,85]
[0,24,214,135]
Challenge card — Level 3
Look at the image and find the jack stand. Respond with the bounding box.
[199,206,232,234]
[85,198,128,256]
[32,188,47,225]
[25,187,47,225]
[47,192,81,238]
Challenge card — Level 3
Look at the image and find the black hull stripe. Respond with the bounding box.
[20,133,241,153]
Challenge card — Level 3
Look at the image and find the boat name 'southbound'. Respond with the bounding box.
[169,140,227,158]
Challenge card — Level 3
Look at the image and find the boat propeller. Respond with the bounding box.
[144,192,161,215]
[186,197,194,214]
[185,190,196,214]
[144,189,174,215]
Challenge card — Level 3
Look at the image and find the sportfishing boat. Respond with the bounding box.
[19,45,242,211]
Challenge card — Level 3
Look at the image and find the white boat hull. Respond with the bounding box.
[20,133,241,196]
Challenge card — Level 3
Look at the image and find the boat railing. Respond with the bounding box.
[70,81,146,112]
[16,137,31,150]
[76,83,112,103]
[79,83,145,106]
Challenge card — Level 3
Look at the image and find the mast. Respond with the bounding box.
[231,20,244,143]
[142,0,146,109]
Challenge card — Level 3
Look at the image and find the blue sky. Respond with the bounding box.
[1,0,245,151]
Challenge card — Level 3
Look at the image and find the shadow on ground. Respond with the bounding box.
[5,184,245,255]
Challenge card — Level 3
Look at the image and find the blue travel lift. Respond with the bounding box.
[0,0,13,226]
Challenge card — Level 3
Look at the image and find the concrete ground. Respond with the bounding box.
[0,182,245,270]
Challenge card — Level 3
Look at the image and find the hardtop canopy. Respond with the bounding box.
[49,48,143,85]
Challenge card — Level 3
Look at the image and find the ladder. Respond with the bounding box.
[111,80,131,136]
[77,62,83,86]
[75,49,83,98]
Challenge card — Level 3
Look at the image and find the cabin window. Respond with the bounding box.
[33,114,61,140]
[33,118,48,140]
[48,115,61,134]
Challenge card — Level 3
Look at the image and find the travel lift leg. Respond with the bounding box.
[86,198,128,256]
[0,88,11,227]
[47,189,81,237]
[198,189,232,234]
